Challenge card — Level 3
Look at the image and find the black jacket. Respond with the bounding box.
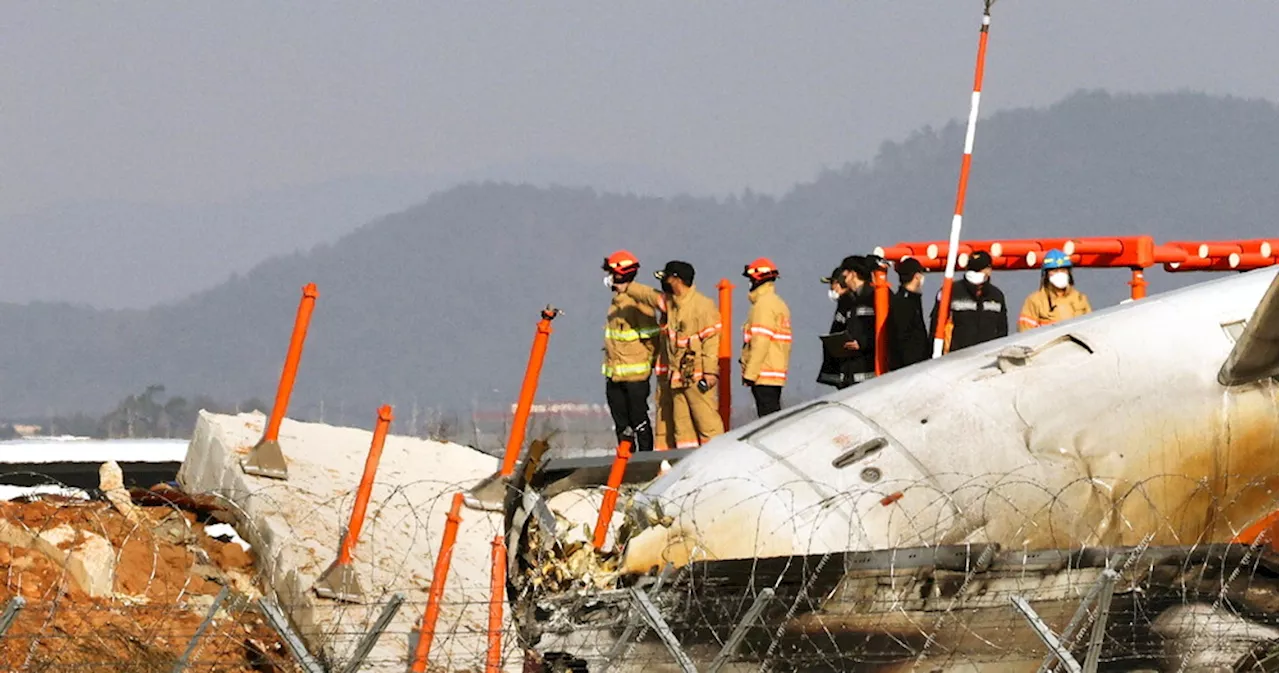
[817,288,876,388]
[929,279,1009,353]
[888,287,930,370]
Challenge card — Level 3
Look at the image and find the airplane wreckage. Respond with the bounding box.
[492,267,1279,672]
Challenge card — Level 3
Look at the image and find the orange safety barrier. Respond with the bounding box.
[1232,510,1279,552]
[915,252,1037,273]
[925,242,973,260]
[1064,238,1124,256]
[871,266,891,375]
[717,279,733,429]
[988,240,1042,258]
[500,307,560,478]
[1233,253,1276,269]
[886,237,1277,272]
[873,245,914,261]
[241,282,320,480]
[341,405,392,565]
[1197,242,1244,259]
[264,283,319,443]
[1166,257,1239,272]
[410,492,464,673]
[592,438,633,550]
[1128,269,1148,300]
[313,404,395,602]
[486,535,507,673]
[880,237,1274,313]
[1153,245,1191,265]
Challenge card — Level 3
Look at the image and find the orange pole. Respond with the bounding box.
[1128,269,1147,301]
[716,279,733,430]
[499,307,560,477]
[592,439,633,550]
[1064,238,1124,256]
[336,405,393,566]
[872,267,891,375]
[1197,242,1244,259]
[410,492,465,673]
[485,535,507,673]
[874,245,915,261]
[932,7,992,359]
[263,283,319,443]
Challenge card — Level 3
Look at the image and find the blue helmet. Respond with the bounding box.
[1042,249,1072,269]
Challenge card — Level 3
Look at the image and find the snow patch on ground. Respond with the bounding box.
[204,522,252,552]
[0,438,187,463]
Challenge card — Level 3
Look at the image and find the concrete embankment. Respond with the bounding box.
[178,410,521,672]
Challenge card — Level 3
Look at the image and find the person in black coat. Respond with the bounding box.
[816,256,879,389]
[816,266,851,389]
[929,251,1009,353]
[887,257,931,370]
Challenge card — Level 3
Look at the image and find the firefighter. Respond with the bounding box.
[930,250,1008,353]
[623,260,724,448]
[600,250,660,452]
[739,258,791,418]
[1017,249,1093,332]
[887,257,930,370]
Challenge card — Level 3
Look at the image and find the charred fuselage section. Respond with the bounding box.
[511,527,1279,672]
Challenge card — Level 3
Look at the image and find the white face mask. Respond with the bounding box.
[964,270,987,285]
[604,274,615,290]
[827,289,839,302]
[1048,272,1070,290]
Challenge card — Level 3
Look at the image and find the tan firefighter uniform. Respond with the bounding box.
[622,284,677,449]
[740,282,792,386]
[602,292,660,381]
[1017,287,1092,332]
[626,282,724,448]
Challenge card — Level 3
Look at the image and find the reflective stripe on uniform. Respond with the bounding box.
[698,323,721,339]
[756,371,787,384]
[1017,315,1040,329]
[852,372,876,383]
[744,325,793,342]
[602,361,652,377]
[951,299,978,311]
[605,325,660,341]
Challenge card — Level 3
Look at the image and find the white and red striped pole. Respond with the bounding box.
[932,4,994,359]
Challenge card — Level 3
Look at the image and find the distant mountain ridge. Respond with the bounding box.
[0,159,701,309]
[1,90,1275,419]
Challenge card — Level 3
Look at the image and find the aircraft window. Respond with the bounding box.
[741,402,876,461]
[1221,320,1246,343]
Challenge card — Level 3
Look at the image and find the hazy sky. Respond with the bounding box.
[4,2,1275,217]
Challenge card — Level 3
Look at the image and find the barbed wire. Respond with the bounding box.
[0,469,1273,672]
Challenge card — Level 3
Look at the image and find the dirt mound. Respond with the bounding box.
[0,497,300,672]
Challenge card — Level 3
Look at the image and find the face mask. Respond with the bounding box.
[604,274,615,290]
[964,270,987,285]
[660,280,674,294]
[827,289,839,302]
[1048,272,1070,290]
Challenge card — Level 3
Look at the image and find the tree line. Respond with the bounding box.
[0,385,268,441]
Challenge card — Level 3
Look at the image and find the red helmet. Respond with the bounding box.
[602,250,640,275]
[743,257,780,282]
